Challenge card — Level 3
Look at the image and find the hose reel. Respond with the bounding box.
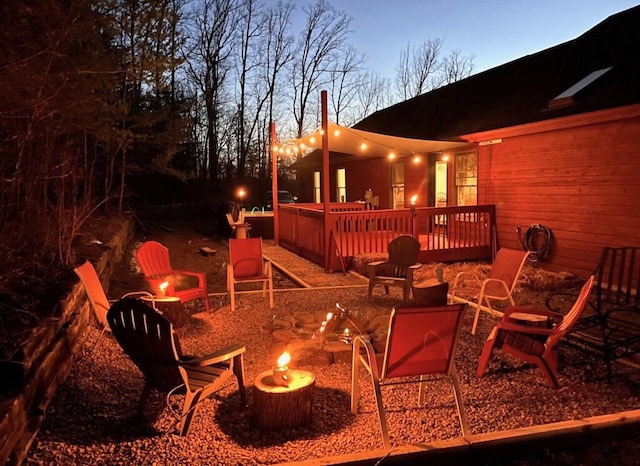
[516,224,552,262]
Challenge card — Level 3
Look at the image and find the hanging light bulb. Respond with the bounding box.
[388,152,396,160]
[360,142,367,151]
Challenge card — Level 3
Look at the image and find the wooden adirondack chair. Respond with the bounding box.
[351,304,469,448]
[136,240,211,313]
[450,247,530,334]
[367,235,422,303]
[477,275,595,388]
[74,260,151,352]
[227,237,273,312]
[106,298,246,436]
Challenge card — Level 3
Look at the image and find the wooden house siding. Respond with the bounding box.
[343,157,390,207]
[473,107,640,279]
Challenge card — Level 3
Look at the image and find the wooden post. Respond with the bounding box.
[270,122,280,246]
[321,90,331,272]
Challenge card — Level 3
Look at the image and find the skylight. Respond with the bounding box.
[548,66,613,109]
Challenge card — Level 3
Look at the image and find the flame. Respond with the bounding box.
[276,351,291,367]
[410,195,418,205]
[159,281,169,292]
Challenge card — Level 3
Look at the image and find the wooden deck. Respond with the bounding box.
[277,204,496,272]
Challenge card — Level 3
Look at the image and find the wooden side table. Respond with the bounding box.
[413,278,449,306]
[252,369,315,430]
[140,295,187,328]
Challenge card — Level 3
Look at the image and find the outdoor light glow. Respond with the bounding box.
[410,194,418,205]
[333,129,340,137]
[360,142,367,151]
[309,136,316,144]
[388,152,396,160]
[413,155,421,164]
[442,154,450,162]
[238,188,245,199]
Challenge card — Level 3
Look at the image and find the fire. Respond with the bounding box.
[276,351,291,368]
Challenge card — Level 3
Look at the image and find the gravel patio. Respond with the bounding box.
[24,220,640,465]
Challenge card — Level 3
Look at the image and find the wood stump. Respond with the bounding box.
[252,370,315,430]
[412,279,449,306]
[140,296,188,327]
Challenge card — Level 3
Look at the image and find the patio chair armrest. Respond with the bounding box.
[503,306,563,321]
[174,269,207,285]
[408,263,422,270]
[451,270,481,289]
[180,344,246,367]
[496,321,554,336]
[353,334,380,378]
[367,260,386,269]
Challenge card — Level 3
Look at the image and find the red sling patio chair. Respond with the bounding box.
[450,247,530,334]
[351,304,469,448]
[227,237,274,312]
[136,240,211,313]
[477,275,595,388]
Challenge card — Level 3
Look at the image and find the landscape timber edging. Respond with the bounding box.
[0,215,135,466]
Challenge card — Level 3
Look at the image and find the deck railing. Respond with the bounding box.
[277,204,495,271]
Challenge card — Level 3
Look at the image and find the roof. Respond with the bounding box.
[354,6,640,140]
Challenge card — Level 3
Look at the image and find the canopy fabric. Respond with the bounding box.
[289,121,467,158]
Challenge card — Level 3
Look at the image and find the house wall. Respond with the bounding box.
[403,156,430,207]
[342,157,391,207]
[475,108,640,279]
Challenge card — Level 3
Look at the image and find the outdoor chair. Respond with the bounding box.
[351,304,469,448]
[477,275,595,388]
[450,247,530,334]
[546,246,640,383]
[227,237,274,312]
[226,211,250,238]
[136,240,211,313]
[74,260,152,353]
[106,297,246,436]
[367,235,422,303]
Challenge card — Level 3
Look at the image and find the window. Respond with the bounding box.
[455,152,477,206]
[336,168,346,203]
[390,162,404,209]
[313,171,321,203]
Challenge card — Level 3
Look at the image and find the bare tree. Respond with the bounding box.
[328,44,367,126]
[184,0,237,181]
[395,38,443,100]
[354,71,393,120]
[290,0,351,138]
[261,1,295,178]
[440,49,475,85]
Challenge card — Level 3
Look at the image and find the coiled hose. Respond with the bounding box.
[516,224,552,262]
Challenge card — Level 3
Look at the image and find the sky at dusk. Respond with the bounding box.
[292,0,639,78]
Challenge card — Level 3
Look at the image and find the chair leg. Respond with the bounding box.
[450,368,470,437]
[266,263,274,309]
[233,353,247,408]
[350,350,360,414]
[227,267,236,312]
[372,378,391,448]
[471,304,481,335]
[179,390,202,436]
[476,327,499,378]
[535,357,560,389]
[137,384,153,418]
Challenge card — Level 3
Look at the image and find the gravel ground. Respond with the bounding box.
[25,285,640,465]
[24,220,640,465]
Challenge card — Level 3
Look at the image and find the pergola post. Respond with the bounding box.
[321,91,331,272]
[270,121,279,246]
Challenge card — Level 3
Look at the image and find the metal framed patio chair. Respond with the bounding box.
[227,237,274,312]
[106,297,246,436]
[351,304,469,448]
[450,247,530,334]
